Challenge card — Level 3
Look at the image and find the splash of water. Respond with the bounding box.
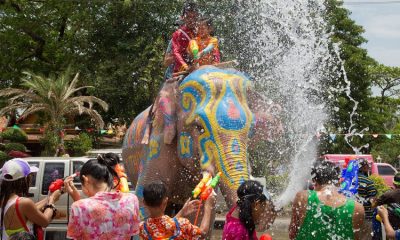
[332,43,370,154]
[231,0,335,207]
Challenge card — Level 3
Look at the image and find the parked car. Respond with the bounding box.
[322,154,398,188]
[376,162,398,188]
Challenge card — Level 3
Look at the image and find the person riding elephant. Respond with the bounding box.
[122,66,282,227]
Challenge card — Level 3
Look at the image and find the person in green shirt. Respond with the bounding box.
[289,160,365,240]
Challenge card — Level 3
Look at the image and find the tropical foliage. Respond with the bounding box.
[0,151,9,167]
[0,70,108,154]
[0,127,28,143]
[370,174,391,197]
[65,133,93,157]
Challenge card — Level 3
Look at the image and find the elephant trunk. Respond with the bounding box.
[213,138,250,208]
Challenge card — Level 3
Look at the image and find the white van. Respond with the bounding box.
[25,157,90,239]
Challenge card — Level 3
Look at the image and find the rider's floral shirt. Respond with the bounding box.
[139,215,202,240]
[67,191,140,240]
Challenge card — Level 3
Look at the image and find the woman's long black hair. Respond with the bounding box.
[237,180,267,239]
[0,176,31,240]
[79,153,120,189]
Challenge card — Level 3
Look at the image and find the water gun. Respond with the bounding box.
[189,40,199,60]
[192,172,211,198]
[49,173,79,193]
[49,179,64,193]
[193,172,222,226]
[115,163,129,193]
[199,172,221,201]
[201,43,215,56]
[260,234,273,240]
[339,159,359,197]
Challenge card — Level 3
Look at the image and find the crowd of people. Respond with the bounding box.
[0,155,273,240]
[2,156,400,240]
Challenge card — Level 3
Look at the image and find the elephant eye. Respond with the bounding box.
[195,124,205,134]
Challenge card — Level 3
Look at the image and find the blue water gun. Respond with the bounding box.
[339,159,359,197]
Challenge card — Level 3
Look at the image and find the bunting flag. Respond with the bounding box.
[312,132,400,141]
[12,125,20,129]
[329,134,337,141]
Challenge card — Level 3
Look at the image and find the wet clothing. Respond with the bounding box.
[357,172,378,220]
[139,215,202,240]
[67,191,140,240]
[296,190,355,240]
[188,36,220,66]
[1,196,33,240]
[222,205,258,240]
[171,26,195,72]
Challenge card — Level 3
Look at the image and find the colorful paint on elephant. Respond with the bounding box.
[178,132,193,158]
[123,110,147,148]
[180,67,255,189]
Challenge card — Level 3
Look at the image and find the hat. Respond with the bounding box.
[393,173,400,186]
[0,158,38,181]
[358,158,369,168]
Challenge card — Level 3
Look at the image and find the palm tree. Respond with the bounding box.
[0,70,108,154]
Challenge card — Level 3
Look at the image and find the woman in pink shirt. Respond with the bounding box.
[64,153,140,240]
[223,180,276,240]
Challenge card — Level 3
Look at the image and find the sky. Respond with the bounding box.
[343,0,400,67]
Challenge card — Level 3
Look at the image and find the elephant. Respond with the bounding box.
[122,66,282,222]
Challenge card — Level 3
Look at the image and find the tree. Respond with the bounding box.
[0,1,182,122]
[368,65,400,164]
[0,70,108,155]
[369,64,400,113]
[319,0,376,154]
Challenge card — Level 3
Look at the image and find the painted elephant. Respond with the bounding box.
[122,66,282,217]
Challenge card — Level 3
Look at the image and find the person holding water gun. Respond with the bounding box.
[171,2,198,73]
[64,154,140,239]
[373,172,400,239]
[377,206,400,240]
[188,17,221,67]
[223,180,276,240]
[139,181,216,240]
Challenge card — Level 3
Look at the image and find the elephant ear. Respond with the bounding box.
[140,81,178,145]
[158,81,178,144]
